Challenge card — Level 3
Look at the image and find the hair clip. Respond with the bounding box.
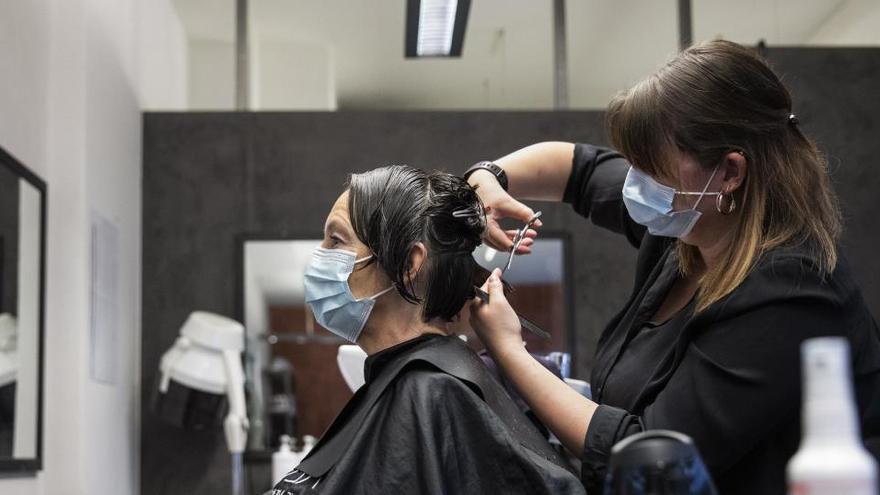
[788,113,799,126]
[452,208,481,218]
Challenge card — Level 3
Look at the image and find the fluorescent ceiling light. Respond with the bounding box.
[406,0,471,58]
[418,0,458,56]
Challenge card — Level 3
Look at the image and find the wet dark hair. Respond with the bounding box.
[347,165,487,321]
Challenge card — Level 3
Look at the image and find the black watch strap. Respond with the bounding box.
[464,161,508,191]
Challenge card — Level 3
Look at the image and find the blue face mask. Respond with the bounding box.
[303,248,395,343]
[621,164,721,238]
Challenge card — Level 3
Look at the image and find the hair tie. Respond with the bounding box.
[788,113,799,126]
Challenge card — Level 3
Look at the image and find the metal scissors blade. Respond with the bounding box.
[473,286,551,340]
[503,211,543,274]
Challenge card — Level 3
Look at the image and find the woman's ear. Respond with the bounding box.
[721,150,748,193]
[406,242,428,285]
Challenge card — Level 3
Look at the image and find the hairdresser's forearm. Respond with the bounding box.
[492,343,597,455]
[472,142,574,202]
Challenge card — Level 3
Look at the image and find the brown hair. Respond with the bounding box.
[606,40,842,313]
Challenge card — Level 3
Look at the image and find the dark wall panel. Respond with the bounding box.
[142,47,880,494]
[767,47,880,309]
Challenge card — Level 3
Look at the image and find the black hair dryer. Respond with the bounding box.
[604,430,718,495]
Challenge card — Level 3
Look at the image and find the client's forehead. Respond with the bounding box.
[325,191,353,232]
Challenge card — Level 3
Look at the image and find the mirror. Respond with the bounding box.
[238,234,572,453]
[469,235,573,356]
[0,146,46,472]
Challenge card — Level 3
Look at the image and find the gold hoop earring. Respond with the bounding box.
[716,191,736,215]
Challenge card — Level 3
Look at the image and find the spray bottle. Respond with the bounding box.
[272,434,299,486]
[787,337,877,495]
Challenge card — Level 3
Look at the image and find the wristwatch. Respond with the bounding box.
[463,161,508,191]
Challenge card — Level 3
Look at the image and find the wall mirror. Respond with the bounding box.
[237,233,572,454]
[0,146,46,473]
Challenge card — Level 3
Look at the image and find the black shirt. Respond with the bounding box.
[602,317,688,412]
[563,143,880,494]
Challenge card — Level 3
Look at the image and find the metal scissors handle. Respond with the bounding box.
[503,211,542,274]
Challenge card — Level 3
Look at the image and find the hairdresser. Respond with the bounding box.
[466,40,880,494]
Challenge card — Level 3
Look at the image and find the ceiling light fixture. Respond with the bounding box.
[405,0,471,58]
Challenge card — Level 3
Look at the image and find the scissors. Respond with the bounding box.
[473,211,551,340]
[503,211,542,273]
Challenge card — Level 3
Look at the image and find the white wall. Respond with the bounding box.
[252,39,337,110]
[567,0,679,109]
[188,39,235,110]
[13,180,41,459]
[137,0,189,110]
[0,0,52,170]
[808,0,880,45]
[0,0,187,494]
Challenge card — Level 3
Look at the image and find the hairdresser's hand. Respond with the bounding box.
[470,268,524,355]
[468,170,540,254]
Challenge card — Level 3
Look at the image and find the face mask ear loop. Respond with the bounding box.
[354,254,373,265]
[354,284,396,303]
[691,162,722,211]
[370,285,396,300]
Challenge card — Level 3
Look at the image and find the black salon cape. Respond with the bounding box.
[565,143,880,494]
[270,335,585,495]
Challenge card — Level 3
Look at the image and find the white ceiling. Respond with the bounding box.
[173,0,873,110]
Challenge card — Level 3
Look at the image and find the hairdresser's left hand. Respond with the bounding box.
[470,268,524,355]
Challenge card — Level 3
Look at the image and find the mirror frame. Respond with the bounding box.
[0,145,46,473]
[234,231,323,458]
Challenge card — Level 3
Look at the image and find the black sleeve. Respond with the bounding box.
[581,256,876,488]
[562,143,645,247]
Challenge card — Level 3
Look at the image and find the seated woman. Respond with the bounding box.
[271,166,584,494]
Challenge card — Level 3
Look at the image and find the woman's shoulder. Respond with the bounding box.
[748,242,857,299]
[386,337,495,410]
[380,364,491,431]
[708,241,868,323]
[385,335,489,394]
[700,243,880,379]
[392,361,480,401]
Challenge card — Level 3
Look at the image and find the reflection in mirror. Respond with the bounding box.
[0,149,44,472]
[0,313,15,457]
[243,239,337,453]
[469,237,570,354]
[241,235,571,453]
